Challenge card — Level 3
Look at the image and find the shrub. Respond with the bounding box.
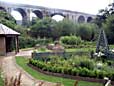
[60,36,82,45]
[19,37,36,48]
[79,59,94,70]
[29,57,114,80]
[19,36,52,49]
[79,67,89,77]
[73,68,80,76]
[88,70,96,78]
[56,67,62,73]
[76,23,97,41]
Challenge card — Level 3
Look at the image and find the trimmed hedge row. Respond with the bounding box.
[60,36,82,45]
[29,59,114,80]
[19,36,52,49]
[60,36,96,49]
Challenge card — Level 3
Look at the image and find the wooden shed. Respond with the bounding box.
[0,23,20,55]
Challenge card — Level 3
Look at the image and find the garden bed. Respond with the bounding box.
[16,56,102,86]
[30,54,114,85]
[28,63,106,84]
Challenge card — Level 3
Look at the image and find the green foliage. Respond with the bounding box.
[19,36,52,49]
[79,59,94,70]
[53,19,76,37]
[94,3,114,28]
[0,11,16,29]
[29,54,114,80]
[102,14,114,44]
[0,66,3,86]
[0,73,3,86]
[14,25,28,36]
[0,11,32,38]
[38,47,46,52]
[76,23,98,41]
[16,56,102,86]
[94,3,114,44]
[19,37,36,48]
[60,36,82,45]
[29,58,111,79]
[30,17,56,38]
[30,18,97,41]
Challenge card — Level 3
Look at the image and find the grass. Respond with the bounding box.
[0,73,4,86]
[109,45,114,49]
[15,56,103,86]
[37,48,52,53]
[66,47,95,52]
[36,47,95,54]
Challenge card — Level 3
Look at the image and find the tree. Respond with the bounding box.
[52,19,76,39]
[102,14,114,44]
[94,3,114,28]
[94,3,114,44]
[30,17,56,38]
[0,11,16,29]
[76,23,98,41]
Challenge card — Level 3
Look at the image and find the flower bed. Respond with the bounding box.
[29,55,114,83]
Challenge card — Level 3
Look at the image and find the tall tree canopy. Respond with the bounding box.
[94,3,114,27]
[0,11,16,29]
[30,17,57,38]
[94,3,114,44]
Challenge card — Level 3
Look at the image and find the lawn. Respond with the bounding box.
[0,73,4,86]
[15,56,102,86]
[66,47,95,52]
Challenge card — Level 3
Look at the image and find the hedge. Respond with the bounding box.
[29,59,114,80]
[19,36,52,49]
[60,36,82,45]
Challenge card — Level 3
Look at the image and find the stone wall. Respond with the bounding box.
[32,51,89,60]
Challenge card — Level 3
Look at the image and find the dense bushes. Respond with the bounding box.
[29,58,114,80]
[0,11,98,42]
[76,23,98,41]
[60,36,82,45]
[94,3,114,44]
[79,59,94,70]
[29,55,114,80]
[102,14,114,44]
[30,17,56,39]
[19,37,52,49]
[0,11,16,29]
[30,18,98,41]
[19,37,35,48]
[60,36,96,48]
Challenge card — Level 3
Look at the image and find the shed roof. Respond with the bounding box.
[0,23,20,35]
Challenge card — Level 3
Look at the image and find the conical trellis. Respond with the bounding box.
[96,28,109,53]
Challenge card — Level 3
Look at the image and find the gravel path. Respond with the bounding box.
[1,50,58,86]
[2,56,35,86]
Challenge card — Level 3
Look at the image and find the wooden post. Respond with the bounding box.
[15,36,19,54]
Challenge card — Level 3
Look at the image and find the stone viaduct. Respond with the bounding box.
[0,1,96,25]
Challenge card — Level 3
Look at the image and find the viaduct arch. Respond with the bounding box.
[0,1,96,25]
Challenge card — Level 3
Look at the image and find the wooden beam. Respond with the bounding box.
[15,36,19,54]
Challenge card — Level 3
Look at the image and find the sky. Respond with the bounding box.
[1,0,113,21]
